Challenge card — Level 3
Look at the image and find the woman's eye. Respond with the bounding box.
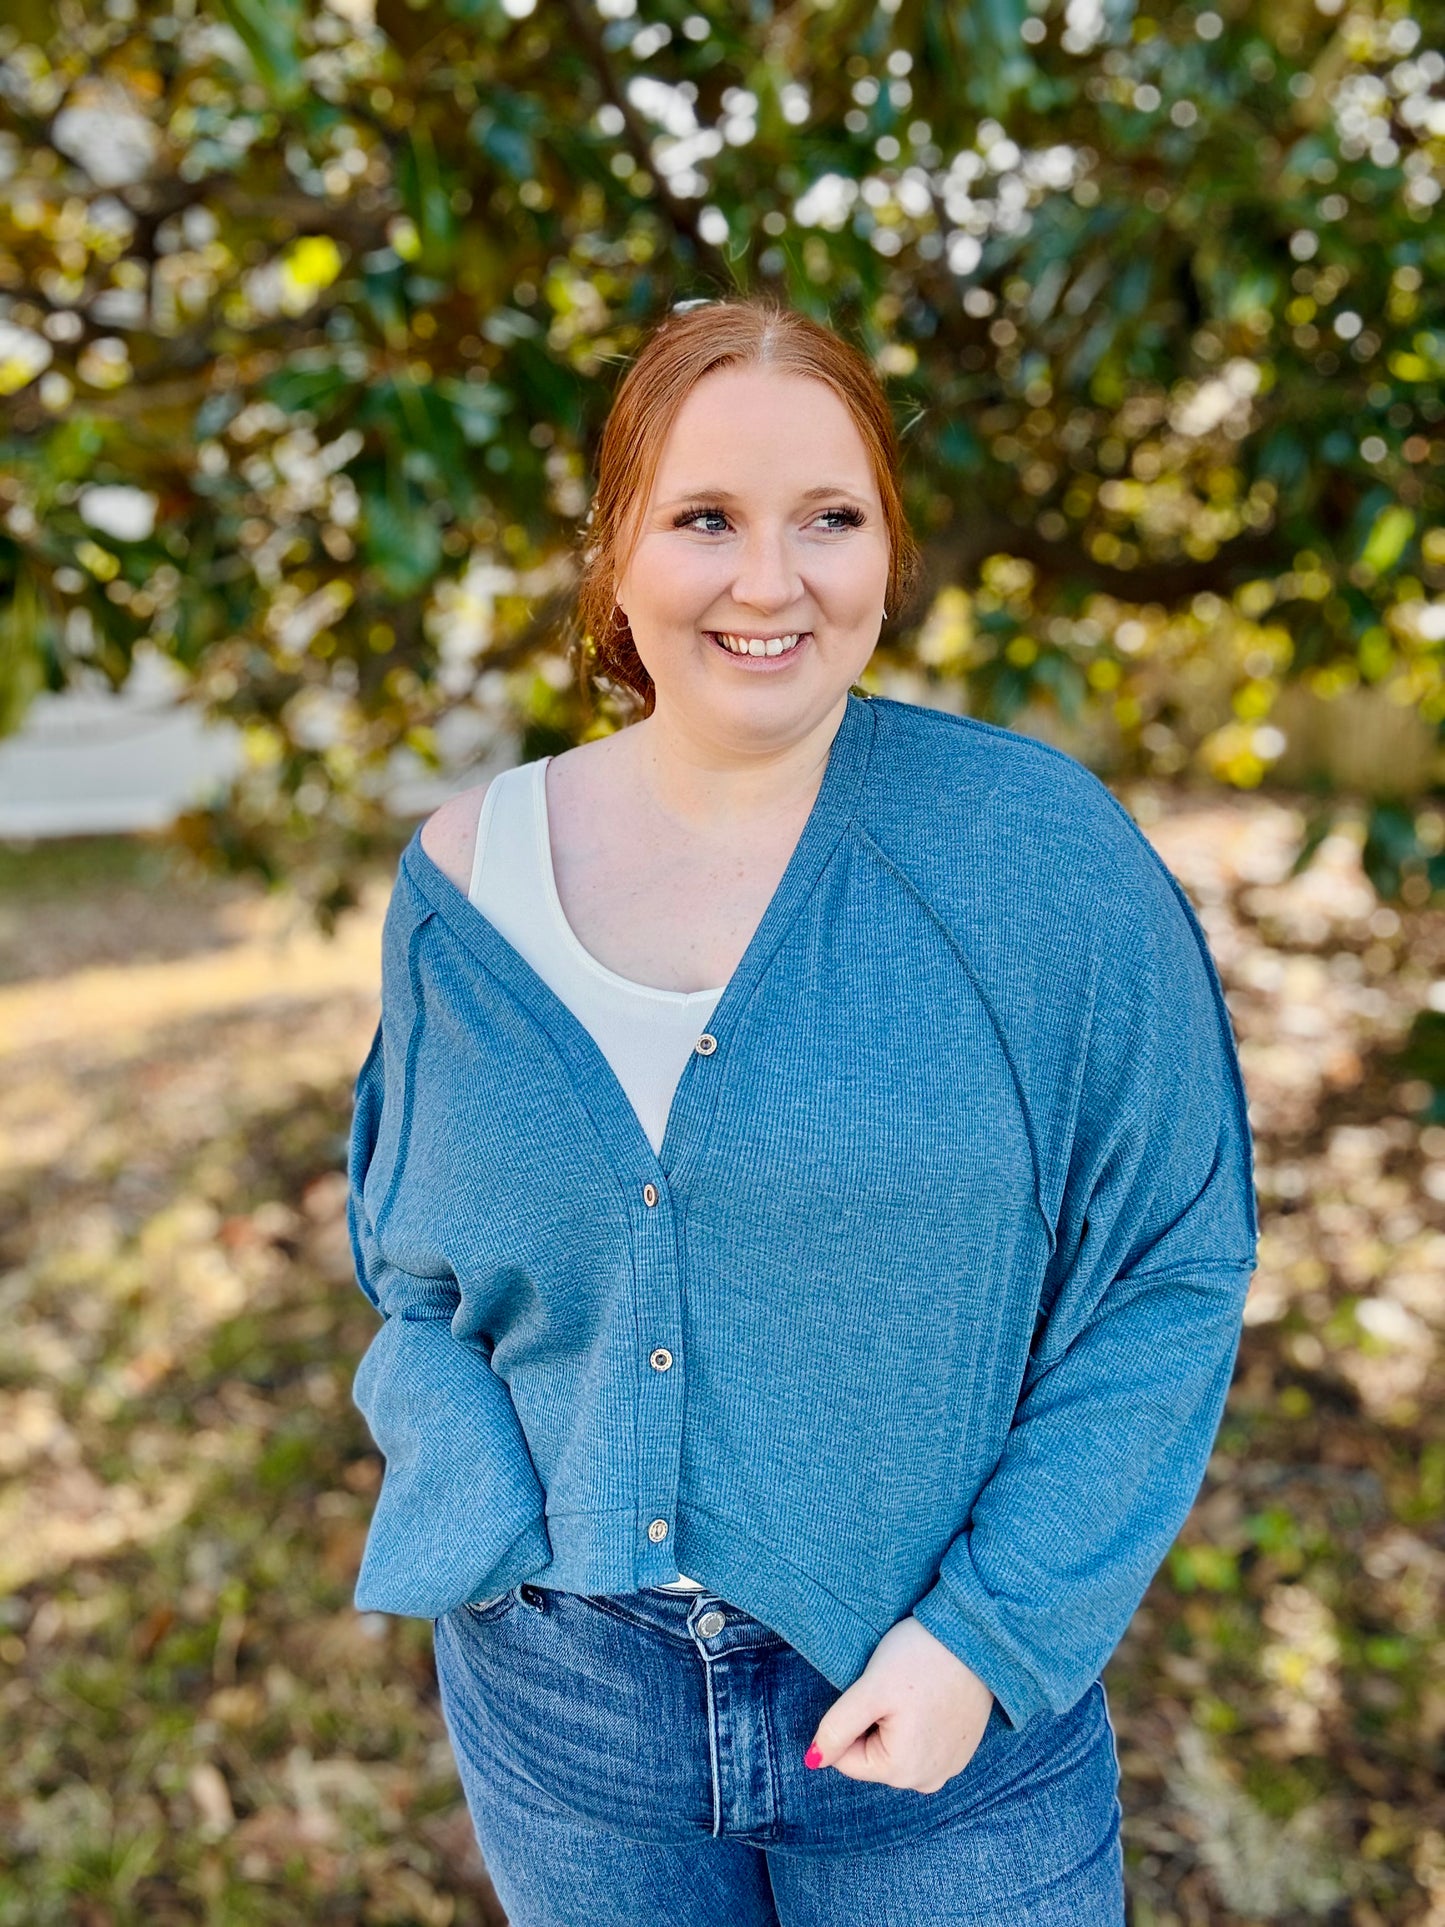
[673,505,864,534]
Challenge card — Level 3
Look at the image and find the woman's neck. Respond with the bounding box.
[617,695,846,835]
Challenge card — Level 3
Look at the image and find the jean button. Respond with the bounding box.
[697,1610,726,1638]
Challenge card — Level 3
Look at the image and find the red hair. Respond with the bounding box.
[574,296,922,718]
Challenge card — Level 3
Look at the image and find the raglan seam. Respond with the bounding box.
[373,908,431,1239]
[871,697,1259,1251]
[849,820,1058,1263]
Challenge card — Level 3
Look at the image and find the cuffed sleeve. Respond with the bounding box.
[911,851,1259,1729]
[345,1017,551,1618]
[349,1302,552,1617]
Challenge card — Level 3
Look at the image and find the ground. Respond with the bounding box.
[0,786,1441,1926]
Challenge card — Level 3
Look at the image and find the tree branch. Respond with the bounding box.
[553,0,740,293]
[910,518,1283,620]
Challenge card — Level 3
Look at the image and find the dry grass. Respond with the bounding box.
[0,789,1442,1924]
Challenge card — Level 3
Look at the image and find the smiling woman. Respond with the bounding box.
[631,414,882,678]
[345,295,1257,1927]
[576,298,921,721]
[612,371,890,688]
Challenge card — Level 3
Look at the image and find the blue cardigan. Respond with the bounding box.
[346,689,1258,1729]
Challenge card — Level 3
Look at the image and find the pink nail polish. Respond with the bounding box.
[804,1744,822,1769]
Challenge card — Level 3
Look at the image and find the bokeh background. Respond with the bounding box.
[2,0,1444,1920]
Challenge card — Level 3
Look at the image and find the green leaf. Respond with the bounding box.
[360,376,474,504]
[937,419,984,473]
[1032,649,1089,725]
[360,479,443,597]
[438,376,512,447]
[1258,428,1307,493]
[442,0,511,21]
[1168,1544,1239,1593]
[469,89,542,183]
[41,415,107,484]
[1359,505,1415,577]
[214,0,305,103]
[1386,1008,1445,1089]
[1361,797,1445,902]
[261,362,356,418]
[1287,804,1338,880]
[398,129,457,271]
[361,249,407,336]
[0,564,52,739]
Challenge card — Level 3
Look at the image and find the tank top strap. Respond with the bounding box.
[468,758,552,925]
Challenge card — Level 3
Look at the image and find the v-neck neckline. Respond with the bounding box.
[398,690,878,1184]
[530,757,728,1004]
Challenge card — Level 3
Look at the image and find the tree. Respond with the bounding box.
[1,0,1442,923]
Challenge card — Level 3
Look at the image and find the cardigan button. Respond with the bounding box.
[694,1033,717,1055]
[648,1519,669,1543]
[643,1182,658,1206]
[649,1347,673,1371]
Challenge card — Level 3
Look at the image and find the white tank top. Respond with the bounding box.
[468,754,725,1594]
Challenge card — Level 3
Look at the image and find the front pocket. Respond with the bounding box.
[462,1588,519,1624]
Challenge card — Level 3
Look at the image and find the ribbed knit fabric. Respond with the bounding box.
[346,689,1259,1730]
[467,754,718,1595]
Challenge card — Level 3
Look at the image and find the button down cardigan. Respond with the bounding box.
[346,689,1259,1730]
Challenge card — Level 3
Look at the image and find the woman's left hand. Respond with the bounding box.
[803,1615,995,1794]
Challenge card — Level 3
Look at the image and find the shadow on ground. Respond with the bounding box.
[1,793,1442,1925]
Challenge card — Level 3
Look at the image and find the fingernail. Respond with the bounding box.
[803,1744,823,1769]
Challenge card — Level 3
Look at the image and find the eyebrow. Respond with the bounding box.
[658,483,869,508]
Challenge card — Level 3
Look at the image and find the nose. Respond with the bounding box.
[729,525,804,616]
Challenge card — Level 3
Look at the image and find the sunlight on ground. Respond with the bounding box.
[2,803,1444,1924]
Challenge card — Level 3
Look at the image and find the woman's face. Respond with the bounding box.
[613,366,892,736]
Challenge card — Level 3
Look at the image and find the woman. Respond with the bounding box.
[345,297,1258,1924]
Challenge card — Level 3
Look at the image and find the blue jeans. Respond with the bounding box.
[432,1582,1125,1925]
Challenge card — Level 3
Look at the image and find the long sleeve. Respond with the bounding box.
[346,1018,551,1617]
[910,854,1259,1730]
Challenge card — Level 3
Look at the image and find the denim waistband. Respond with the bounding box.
[535,1583,788,1656]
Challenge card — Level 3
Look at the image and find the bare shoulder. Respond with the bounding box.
[418,777,494,894]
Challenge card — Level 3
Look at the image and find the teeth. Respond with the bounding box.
[716,632,803,657]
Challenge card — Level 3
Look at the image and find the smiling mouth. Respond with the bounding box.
[706,631,812,659]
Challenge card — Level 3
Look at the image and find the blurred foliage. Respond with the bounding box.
[2,795,1444,1920]
[1,0,1445,920]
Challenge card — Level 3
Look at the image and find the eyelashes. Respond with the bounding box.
[670,503,866,533]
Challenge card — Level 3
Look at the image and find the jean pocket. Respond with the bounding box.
[461,1587,520,1625]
